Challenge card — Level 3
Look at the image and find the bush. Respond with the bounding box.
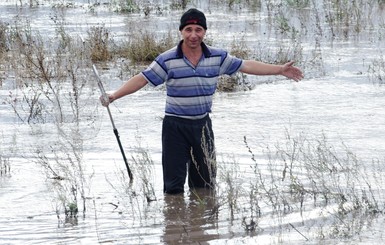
[87,26,111,62]
[119,31,176,64]
[0,21,8,57]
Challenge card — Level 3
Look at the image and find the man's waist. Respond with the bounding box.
[164,112,209,122]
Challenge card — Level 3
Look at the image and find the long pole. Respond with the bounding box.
[92,64,133,182]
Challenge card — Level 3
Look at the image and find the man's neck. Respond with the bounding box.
[182,42,202,56]
[181,42,203,67]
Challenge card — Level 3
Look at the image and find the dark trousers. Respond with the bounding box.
[162,115,217,194]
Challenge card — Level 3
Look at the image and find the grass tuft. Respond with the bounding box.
[118,31,176,64]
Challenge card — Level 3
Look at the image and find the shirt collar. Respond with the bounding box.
[176,40,211,58]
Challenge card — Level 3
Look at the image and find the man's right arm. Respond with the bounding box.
[101,73,148,106]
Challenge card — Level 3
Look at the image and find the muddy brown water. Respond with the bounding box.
[1,0,385,244]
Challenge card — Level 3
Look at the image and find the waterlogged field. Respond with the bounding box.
[1,0,385,244]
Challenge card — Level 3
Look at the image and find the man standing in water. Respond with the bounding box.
[101,8,304,194]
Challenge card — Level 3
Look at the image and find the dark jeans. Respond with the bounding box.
[162,115,217,194]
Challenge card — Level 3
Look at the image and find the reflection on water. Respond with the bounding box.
[162,189,219,244]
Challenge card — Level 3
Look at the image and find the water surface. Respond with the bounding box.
[1,0,385,244]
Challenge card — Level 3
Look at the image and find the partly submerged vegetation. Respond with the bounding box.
[0,0,385,243]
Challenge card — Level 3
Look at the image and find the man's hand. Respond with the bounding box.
[280,61,304,82]
[100,93,113,107]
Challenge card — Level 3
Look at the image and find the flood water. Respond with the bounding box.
[1,0,385,244]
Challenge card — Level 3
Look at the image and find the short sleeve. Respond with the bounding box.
[141,57,168,87]
[219,52,243,76]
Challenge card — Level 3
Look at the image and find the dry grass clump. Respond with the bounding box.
[369,55,385,85]
[217,75,246,92]
[112,0,139,13]
[118,31,176,64]
[0,21,8,56]
[87,25,111,62]
[170,0,189,9]
[0,21,8,85]
[217,36,252,92]
[285,0,310,8]
[0,155,11,176]
[227,0,261,9]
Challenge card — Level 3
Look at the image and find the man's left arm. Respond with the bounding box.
[239,60,304,82]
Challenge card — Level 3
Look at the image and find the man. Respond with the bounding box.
[101,8,304,194]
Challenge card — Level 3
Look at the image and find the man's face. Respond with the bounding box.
[180,24,206,49]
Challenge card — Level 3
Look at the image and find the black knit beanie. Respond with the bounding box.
[179,8,207,31]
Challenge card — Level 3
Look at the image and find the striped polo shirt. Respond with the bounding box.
[141,41,243,119]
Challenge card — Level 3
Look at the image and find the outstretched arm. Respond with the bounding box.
[100,73,148,106]
[239,60,304,82]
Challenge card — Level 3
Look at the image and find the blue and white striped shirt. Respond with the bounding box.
[141,41,243,119]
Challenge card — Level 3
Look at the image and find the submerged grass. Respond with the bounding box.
[3,12,99,225]
[1,0,385,243]
[105,130,385,241]
[104,143,158,228]
[0,155,10,176]
[369,54,385,85]
[239,131,384,239]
